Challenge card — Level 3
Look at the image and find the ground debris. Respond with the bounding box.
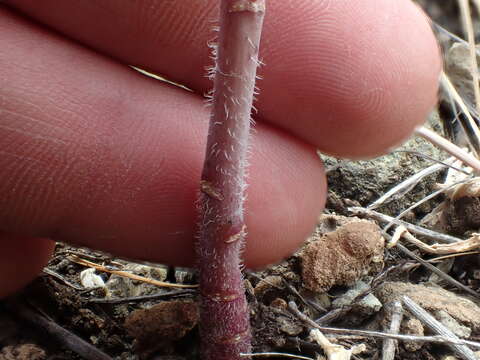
[375,282,480,332]
[252,303,305,350]
[254,275,284,300]
[441,178,480,235]
[104,262,169,298]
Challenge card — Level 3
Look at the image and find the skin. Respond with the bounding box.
[0,0,441,297]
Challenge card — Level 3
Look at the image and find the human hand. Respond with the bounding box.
[0,0,440,297]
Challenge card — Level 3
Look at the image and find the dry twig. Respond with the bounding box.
[42,267,84,291]
[428,251,480,263]
[8,301,112,360]
[389,226,480,255]
[382,176,472,234]
[381,301,403,360]
[368,162,448,210]
[441,72,480,147]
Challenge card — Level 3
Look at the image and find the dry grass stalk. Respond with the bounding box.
[439,72,480,148]
[415,126,480,173]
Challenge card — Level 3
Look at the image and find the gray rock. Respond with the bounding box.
[435,310,472,339]
[445,43,480,107]
[332,281,382,316]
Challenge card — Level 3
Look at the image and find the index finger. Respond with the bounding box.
[5,0,441,157]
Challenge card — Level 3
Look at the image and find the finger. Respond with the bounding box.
[0,235,54,298]
[5,0,441,157]
[0,9,326,271]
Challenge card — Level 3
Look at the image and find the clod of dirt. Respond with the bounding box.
[401,318,424,352]
[125,300,198,356]
[0,344,46,360]
[301,220,384,292]
[441,178,480,235]
[376,282,480,332]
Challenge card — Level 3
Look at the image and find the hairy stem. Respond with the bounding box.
[196,1,265,359]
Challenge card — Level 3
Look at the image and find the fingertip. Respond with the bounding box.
[322,0,441,158]
[0,236,54,298]
[263,0,441,159]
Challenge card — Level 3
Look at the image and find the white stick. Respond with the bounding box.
[415,126,480,174]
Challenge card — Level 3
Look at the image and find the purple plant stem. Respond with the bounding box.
[196,0,265,359]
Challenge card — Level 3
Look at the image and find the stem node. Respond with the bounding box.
[200,180,224,201]
[225,224,247,243]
